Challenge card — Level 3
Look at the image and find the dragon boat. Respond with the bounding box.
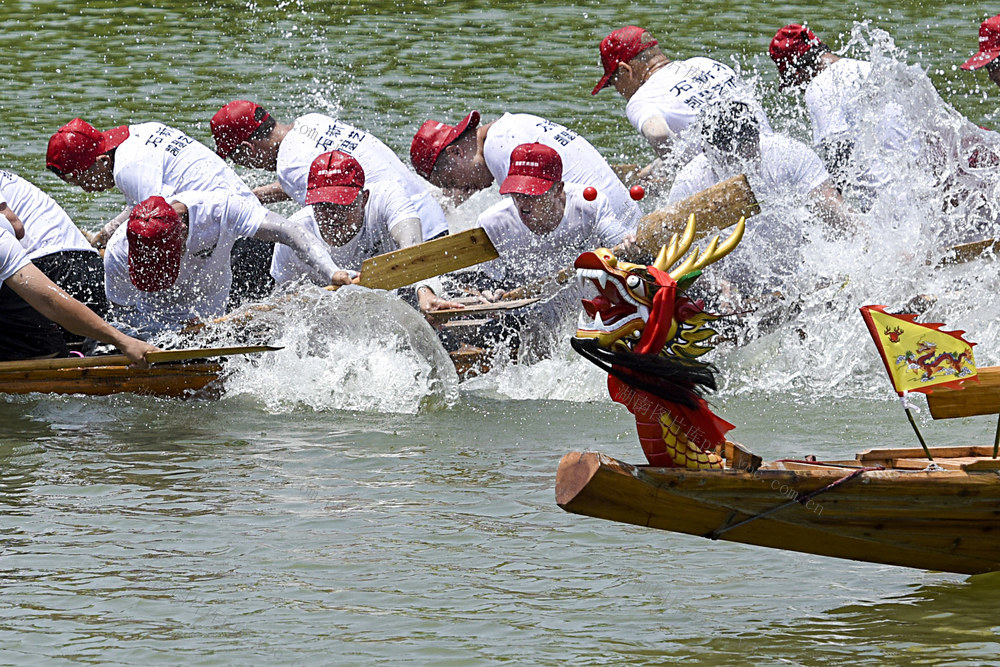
[0,346,281,398]
[555,215,1000,576]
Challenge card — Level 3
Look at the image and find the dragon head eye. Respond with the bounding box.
[626,274,640,289]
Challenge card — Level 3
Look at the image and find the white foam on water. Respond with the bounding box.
[188,284,459,414]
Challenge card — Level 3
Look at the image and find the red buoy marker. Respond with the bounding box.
[582,186,598,201]
[629,185,645,201]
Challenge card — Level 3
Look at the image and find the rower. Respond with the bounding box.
[45,118,275,308]
[209,100,449,242]
[103,192,354,339]
[456,142,637,298]
[409,110,640,229]
[960,14,1000,88]
[0,169,108,352]
[768,24,920,209]
[0,226,157,364]
[269,151,462,313]
[590,24,772,176]
[666,100,853,302]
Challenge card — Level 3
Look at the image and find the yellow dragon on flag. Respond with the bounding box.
[570,215,744,470]
[860,305,977,395]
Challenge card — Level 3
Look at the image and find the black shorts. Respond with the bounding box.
[32,249,109,318]
[228,236,275,310]
[0,279,69,361]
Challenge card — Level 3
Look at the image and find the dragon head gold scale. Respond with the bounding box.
[573,214,745,355]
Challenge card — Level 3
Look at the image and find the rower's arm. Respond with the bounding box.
[639,116,677,160]
[91,208,130,249]
[254,211,355,286]
[253,182,291,204]
[388,217,422,249]
[4,263,159,364]
[387,219,463,312]
[0,204,24,240]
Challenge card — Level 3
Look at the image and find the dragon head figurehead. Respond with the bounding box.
[574,214,744,359]
[570,214,745,469]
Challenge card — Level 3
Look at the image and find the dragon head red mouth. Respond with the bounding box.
[573,249,651,348]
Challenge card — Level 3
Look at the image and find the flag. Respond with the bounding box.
[860,305,977,395]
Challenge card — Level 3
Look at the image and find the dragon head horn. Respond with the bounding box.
[653,213,698,272]
[650,216,746,279]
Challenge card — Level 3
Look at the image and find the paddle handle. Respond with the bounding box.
[634,174,758,251]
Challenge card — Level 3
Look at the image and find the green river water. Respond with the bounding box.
[2,1,1000,664]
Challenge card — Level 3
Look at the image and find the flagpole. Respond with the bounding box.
[900,392,933,461]
[993,413,1000,459]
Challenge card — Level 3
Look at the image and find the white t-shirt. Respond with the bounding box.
[483,113,641,229]
[667,133,830,206]
[805,58,919,191]
[805,58,872,145]
[270,181,418,285]
[276,113,448,240]
[474,183,633,284]
[0,227,31,282]
[626,58,772,147]
[105,190,266,332]
[0,170,94,260]
[113,122,257,207]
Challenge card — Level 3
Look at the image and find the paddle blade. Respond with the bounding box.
[634,174,759,255]
[357,227,499,291]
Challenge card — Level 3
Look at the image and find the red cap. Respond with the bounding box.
[592,26,658,95]
[409,111,481,179]
[305,151,366,205]
[46,119,130,178]
[211,100,270,159]
[769,24,825,85]
[962,15,1000,71]
[499,143,562,195]
[127,196,185,292]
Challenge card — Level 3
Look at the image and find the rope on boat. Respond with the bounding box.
[705,466,883,540]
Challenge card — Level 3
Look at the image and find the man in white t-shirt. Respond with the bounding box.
[667,101,851,295]
[46,118,275,306]
[0,227,157,363]
[104,192,353,338]
[270,151,461,313]
[591,25,772,172]
[669,101,849,225]
[0,169,108,324]
[462,142,636,293]
[210,101,448,242]
[410,110,640,228]
[768,24,919,206]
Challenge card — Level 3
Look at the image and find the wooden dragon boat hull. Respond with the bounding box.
[556,446,1000,575]
[0,361,224,398]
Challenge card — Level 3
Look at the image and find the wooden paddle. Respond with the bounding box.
[425,297,541,323]
[634,174,758,250]
[326,227,499,292]
[0,345,282,373]
[938,237,1000,267]
[501,174,759,300]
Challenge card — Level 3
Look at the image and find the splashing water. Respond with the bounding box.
[184,284,459,414]
[711,25,1000,397]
